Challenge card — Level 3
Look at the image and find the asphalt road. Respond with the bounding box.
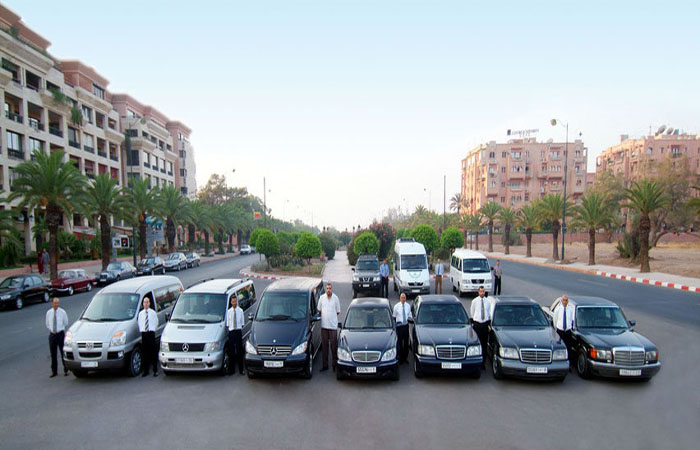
[0,253,697,450]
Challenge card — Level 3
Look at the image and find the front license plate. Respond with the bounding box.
[526,366,548,374]
[363,284,369,288]
[412,289,421,293]
[264,360,284,368]
[80,361,98,368]
[619,369,641,376]
[175,358,194,364]
[441,362,462,369]
[357,366,376,374]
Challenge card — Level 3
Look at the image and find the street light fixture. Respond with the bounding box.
[550,118,569,261]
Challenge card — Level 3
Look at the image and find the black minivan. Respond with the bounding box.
[245,278,323,379]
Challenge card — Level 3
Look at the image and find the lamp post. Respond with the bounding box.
[550,118,569,261]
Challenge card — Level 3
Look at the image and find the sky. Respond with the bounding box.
[6,0,700,230]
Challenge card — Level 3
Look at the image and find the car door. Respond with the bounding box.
[310,283,323,353]
[33,276,47,299]
[235,283,256,338]
[153,285,178,336]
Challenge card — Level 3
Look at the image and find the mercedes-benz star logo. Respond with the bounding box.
[270,347,277,356]
[182,343,189,352]
[86,342,94,350]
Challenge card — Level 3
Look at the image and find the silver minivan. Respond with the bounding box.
[159,278,256,374]
[63,276,183,377]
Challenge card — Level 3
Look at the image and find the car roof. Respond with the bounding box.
[416,295,462,304]
[492,295,537,305]
[184,278,250,294]
[357,254,378,260]
[99,275,182,294]
[265,277,322,292]
[394,240,426,254]
[451,249,488,259]
[349,297,391,308]
[569,296,618,307]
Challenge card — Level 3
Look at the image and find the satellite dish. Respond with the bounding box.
[666,128,674,135]
[656,125,666,135]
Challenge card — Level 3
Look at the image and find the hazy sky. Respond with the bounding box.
[7,0,699,230]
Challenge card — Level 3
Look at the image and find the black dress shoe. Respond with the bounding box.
[50,373,57,378]
[64,371,69,376]
[153,372,158,377]
[142,372,149,377]
[320,367,329,372]
[240,371,245,375]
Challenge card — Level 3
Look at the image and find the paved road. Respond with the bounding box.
[0,252,697,450]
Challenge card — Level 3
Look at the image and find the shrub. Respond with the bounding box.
[295,232,322,262]
[277,231,296,255]
[0,237,22,267]
[354,232,380,256]
[255,229,280,268]
[249,228,266,248]
[411,224,439,255]
[617,231,640,260]
[268,254,305,268]
[319,232,337,260]
[347,235,359,266]
[370,222,395,260]
[338,231,352,246]
[440,227,464,252]
[433,247,451,261]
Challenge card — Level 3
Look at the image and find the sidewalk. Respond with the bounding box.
[483,251,700,293]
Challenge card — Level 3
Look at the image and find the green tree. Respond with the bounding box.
[624,180,669,272]
[688,186,700,215]
[450,193,463,215]
[571,192,614,265]
[537,193,572,261]
[8,150,88,279]
[277,230,296,255]
[480,201,501,253]
[255,229,280,269]
[83,174,130,270]
[440,226,464,253]
[517,202,540,258]
[369,222,395,260]
[338,231,352,247]
[157,185,188,253]
[497,206,517,255]
[124,177,159,259]
[249,228,264,249]
[411,224,439,256]
[353,231,380,255]
[296,232,323,263]
[0,198,22,267]
[319,232,337,260]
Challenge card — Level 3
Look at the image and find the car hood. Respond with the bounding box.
[493,326,563,350]
[70,319,129,342]
[578,328,655,349]
[162,321,223,343]
[250,320,307,346]
[0,287,20,296]
[355,270,379,277]
[163,259,179,266]
[415,324,479,346]
[339,328,396,351]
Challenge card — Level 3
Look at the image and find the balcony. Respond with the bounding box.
[144,162,151,168]
[168,171,173,176]
[98,150,107,158]
[109,154,119,162]
[69,140,80,149]
[8,149,25,160]
[5,111,23,123]
[84,145,95,154]
[160,168,166,174]
[49,127,63,137]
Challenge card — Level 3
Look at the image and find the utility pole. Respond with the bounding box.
[263,176,266,228]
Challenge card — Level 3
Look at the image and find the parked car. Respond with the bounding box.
[336,297,399,380]
[0,274,50,310]
[98,262,137,285]
[163,252,187,271]
[63,276,182,377]
[240,245,252,255]
[544,296,661,381]
[449,249,492,296]
[410,295,482,378]
[51,269,95,296]
[393,238,430,297]
[352,254,382,297]
[184,252,201,268]
[245,277,323,379]
[488,296,569,381]
[137,257,165,276]
[160,278,256,374]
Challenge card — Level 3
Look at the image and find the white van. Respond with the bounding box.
[449,249,492,295]
[392,238,430,297]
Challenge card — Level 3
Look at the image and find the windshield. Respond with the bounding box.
[256,291,308,321]
[416,303,468,325]
[82,293,140,321]
[462,259,490,273]
[0,277,22,288]
[401,254,427,270]
[58,271,76,278]
[576,307,628,329]
[357,260,379,271]
[492,304,549,327]
[106,263,121,271]
[344,306,392,329]
[167,254,180,260]
[171,293,227,324]
[141,258,156,265]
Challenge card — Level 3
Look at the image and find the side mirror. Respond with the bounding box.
[311,314,321,323]
[468,317,473,325]
[165,313,171,322]
[628,320,636,327]
[351,268,355,272]
[247,313,254,321]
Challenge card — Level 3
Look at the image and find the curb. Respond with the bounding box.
[239,269,287,281]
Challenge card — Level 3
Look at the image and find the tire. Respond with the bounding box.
[72,370,88,378]
[125,347,142,377]
[393,280,398,292]
[577,351,591,379]
[302,349,313,379]
[116,275,121,281]
[220,349,230,376]
[492,354,503,380]
[15,297,23,310]
[177,264,181,272]
[452,282,456,292]
[246,370,257,379]
[86,283,92,292]
[42,291,50,302]
[68,286,74,296]
[413,357,423,378]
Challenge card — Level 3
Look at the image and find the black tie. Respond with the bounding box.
[563,307,567,331]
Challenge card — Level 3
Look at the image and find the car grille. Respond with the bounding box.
[168,343,205,352]
[520,349,552,364]
[78,352,101,358]
[352,351,381,363]
[613,347,645,366]
[167,362,207,369]
[436,345,466,360]
[471,279,485,284]
[257,345,292,357]
[77,342,103,349]
[359,277,373,282]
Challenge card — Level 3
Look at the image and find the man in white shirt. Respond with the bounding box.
[470,286,491,369]
[226,295,245,375]
[317,283,340,372]
[552,294,576,366]
[393,293,412,364]
[492,260,502,295]
[45,297,69,377]
[137,297,159,377]
[434,259,444,294]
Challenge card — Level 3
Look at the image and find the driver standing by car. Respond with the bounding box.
[380,259,390,298]
[226,295,245,375]
[45,297,69,377]
[552,294,576,366]
[393,293,412,364]
[318,283,340,372]
[470,286,491,370]
[138,297,159,377]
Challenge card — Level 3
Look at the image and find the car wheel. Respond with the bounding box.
[452,282,456,292]
[413,357,423,378]
[15,297,23,310]
[220,349,230,376]
[577,351,591,379]
[43,292,50,302]
[86,283,92,292]
[492,354,503,380]
[393,280,398,292]
[125,347,142,377]
[68,286,74,296]
[197,261,200,267]
[352,289,357,298]
[302,350,313,379]
[71,370,88,378]
[116,275,121,281]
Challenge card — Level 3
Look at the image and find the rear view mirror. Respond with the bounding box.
[247,313,254,321]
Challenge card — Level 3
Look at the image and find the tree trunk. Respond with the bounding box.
[639,214,651,272]
[488,220,494,252]
[139,219,147,259]
[46,206,61,281]
[552,220,560,260]
[237,229,243,251]
[475,230,479,250]
[204,230,210,256]
[100,215,111,270]
[525,228,532,257]
[228,232,233,253]
[167,218,175,253]
[504,224,511,255]
[588,228,596,265]
[188,224,195,252]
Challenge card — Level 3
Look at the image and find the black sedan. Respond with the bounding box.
[0,274,51,310]
[136,257,165,276]
[163,252,187,271]
[547,296,661,381]
[488,296,569,381]
[98,261,137,284]
[410,295,482,378]
[184,252,201,268]
[337,298,399,381]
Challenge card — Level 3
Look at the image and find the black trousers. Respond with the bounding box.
[321,328,338,369]
[472,321,490,365]
[380,276,389,298]
[49,331,66,375]
[396,324,409,363]
[141,331,158,374]
[493,276,502,295]
[557,329,576,363]
[228,329,244,374]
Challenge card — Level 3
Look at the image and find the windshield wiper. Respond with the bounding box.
[97,318,124,322]
[267,314,293,320]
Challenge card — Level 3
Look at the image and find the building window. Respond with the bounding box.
[180,169,185,176]
[512,151,521,159]
[1,58,20,82]
[92,84,105,99]
[501,182,506,187]
[509,182,521,189]
[489,152,495,158]
[6,131,23,158]
[29,138,44,153]
[81,105,92,124]
[68,127,80,147]
[501,152,507,158]
[500,197,505,203]
[501,167,506,173]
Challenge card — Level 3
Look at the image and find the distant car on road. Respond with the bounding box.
[240,245,252,255]
[51,269,95,296]
[545,296,661,381]
[184,252,201,268]
[163,252,187,271]
[98,262,137,285]
[137,257,165,276]
[352,254,381,297]
[0,274,50,310]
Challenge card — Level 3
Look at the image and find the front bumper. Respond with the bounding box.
[63,343,131,372]
[245,353,308,375]
[496,356,569,380]
[160,350,224,372]
[588,360,661,379]
[352,280,381,293]
[415,354,482,375]
[337,359,399,379]
[458,281,492,293]
[137,268,154,275]
[399,285,430,296]
[0,296,18,306]
[164,264,179,271]
[97,276,116,284]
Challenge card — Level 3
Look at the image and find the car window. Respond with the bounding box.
[82,293,140,321]
[0,277,22,288]
[154,284,179,310]
[236,285,253,310]
[344,306,392,329]
[492,304,549,327]
[576,307,628,329]
[23,277,34,287]
[462,259,489,273]
[171,293,227,323]
[416,303,468,325]
[256,291,308,321]
[32,276,44,285]
[401,254,427,270]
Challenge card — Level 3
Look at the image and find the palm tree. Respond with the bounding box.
[0,197,17,243]
[187,200,214,255]
[570,192,614,265]
[497,206,517,255]
[624,180,669,272]
[157,185,188,253]
[450,193,463,215]
[537,193,571,261]
[480,201,501,252]
[517,202,540,258]
[8,150,88,279]
[124,177,159,259]
[83,174,130,270]
[467,213,483,250]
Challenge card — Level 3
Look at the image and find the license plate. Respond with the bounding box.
[175,357,194,364]
[526,366,548,374]
[264,360,284,368]
[412,289,421,293]
[619,369,641,376]
[80,361,98,368]
[363,284,369,288]
[357,366,376,374]
[441,362,461,369]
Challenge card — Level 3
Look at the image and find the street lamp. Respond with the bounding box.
[550,118,569,261]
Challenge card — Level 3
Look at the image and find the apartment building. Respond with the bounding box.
[166,121,197,198]
[461,137,588,213]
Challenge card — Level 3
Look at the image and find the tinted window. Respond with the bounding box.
[0,277,22,288]
[357,260,379,271]
[401,254,427,270]
[171,293,227,323]
[256,291,308,321]
[344,306,392,329]
[492,304,549,327]
[416,303,468,325]
[82,293,140,321]
[142,258,156,264]
[236,284,256,311]
[32,276,44,285]
[154,284,180,310]
[107,263,120,271]
[462,259,490,273]
[576,307,628,329]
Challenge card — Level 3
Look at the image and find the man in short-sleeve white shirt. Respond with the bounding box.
[317,283,340,371]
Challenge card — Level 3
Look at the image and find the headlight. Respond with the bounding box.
[291,341,307,356]
[337,348,351,362]
[160,341,169,352]
[381,347,397,361]
[467,345,482,357]
[204,342,220,352]
[352,274,360,281]
[373,276,380,282]
[645,350,658,362]
[498,346,519,359]
[110,330,127,347]
[418,344,435,357]
[553,349,568,361]
[245,340,257,355]
[589,348,611,361]
[0,294,12,300]
[63,331,73,346]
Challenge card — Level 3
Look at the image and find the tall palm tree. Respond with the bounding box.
[571,192,614,265]
[466,212,483,250]
[157,185,188,253]
[187,200,214,255]
[124,177,159,259]
[8,150,88,279]
[480,201,501,252]
[537,193,571,261]
[497,206,517,255]
[83,174,130,270]
[0,197,17,243]
[450,193,463,215]
[517,201,540,258]
[624,180,669,272]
